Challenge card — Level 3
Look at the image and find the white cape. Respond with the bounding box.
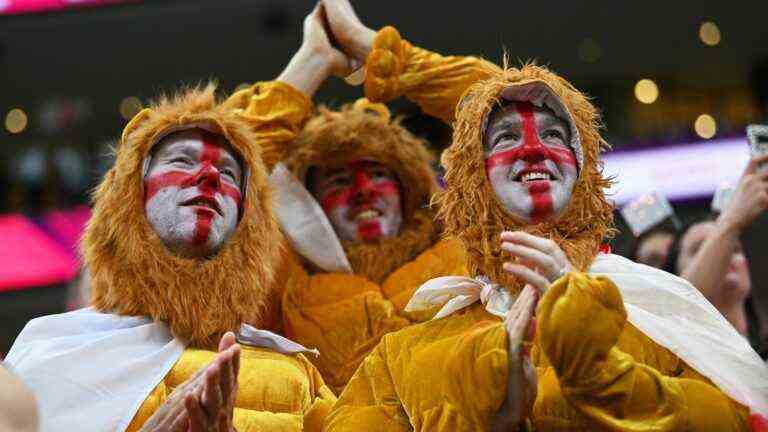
[4,308,316,432]
[406,253,768,417]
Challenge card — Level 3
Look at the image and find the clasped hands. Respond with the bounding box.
[493,231,573,430]
[140,332,241,432]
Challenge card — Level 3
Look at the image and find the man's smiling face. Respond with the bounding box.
[309,160,403,243]
[484,101,578,223]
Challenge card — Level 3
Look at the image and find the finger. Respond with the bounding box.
[218,332,237,353]
[202,364,223,420]
[505,286,536,343]
[504,284,534,323]
[503,262,550,293]
[166,409,189,432]
[232,344,241,380]
[501,242,558,279]
[500,231,556,254]
[746,154,768,174]
[185,393,207,432]
[219,351,235,408]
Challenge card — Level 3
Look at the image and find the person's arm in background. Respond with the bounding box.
[681,155,768,311]
[323,0,500,124]
[0,364,37,432]
[222,4,353,171]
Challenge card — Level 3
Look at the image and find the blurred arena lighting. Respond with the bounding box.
[5,108,28,134]
[699,21,722,46]
[577,37,602,63]
[603,136,749,205]
[119,96,143,120]
[634,79,659,104]
[694,113,717,139]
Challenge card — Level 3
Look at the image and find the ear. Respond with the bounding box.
[120,108,153,145]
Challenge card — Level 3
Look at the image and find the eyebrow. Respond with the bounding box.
[538,115,568,130]
[488,118,522,136]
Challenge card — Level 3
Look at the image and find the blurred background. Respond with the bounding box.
[1,0,768,354]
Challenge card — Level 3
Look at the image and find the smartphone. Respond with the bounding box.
[739,124,768,353]
[748,124,768,172]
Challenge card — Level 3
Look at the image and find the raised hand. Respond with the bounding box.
[718,153,768,233]
[323,0,376,61]
[277,3,353,96]
[492,284,538,431]
[501,231,574,294]
[196,332,241,432]
[139,356,210,432]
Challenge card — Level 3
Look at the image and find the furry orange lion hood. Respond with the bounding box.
[283,99,441,282]
[82,84,282,348]
[435,65,614,292]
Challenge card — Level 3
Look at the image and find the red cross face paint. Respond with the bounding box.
[310,160,403,243]
[484,101,578,223]
[143,129,244,259]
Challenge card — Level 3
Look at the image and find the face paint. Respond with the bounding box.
[484,101,578,223]
[144,129,243,258]
[312,160,403,242]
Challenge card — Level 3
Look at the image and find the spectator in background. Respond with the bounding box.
[631,226,675,269]
[0,364,37,432]
[665,154,768,338]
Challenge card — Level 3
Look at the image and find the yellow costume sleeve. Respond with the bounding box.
[364,26,500,124]
[222,80,313,171]
[537,272,749,431]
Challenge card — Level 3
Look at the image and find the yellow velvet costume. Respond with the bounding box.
[324,27,750,431]
[82,85,335,431]
[224,81,468,393]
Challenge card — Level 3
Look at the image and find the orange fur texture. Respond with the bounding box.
[435,65,615,292]
[83,84,282,348]
[284,99,441,282]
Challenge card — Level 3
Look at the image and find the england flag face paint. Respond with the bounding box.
[143,129,243,258]
[484,101,578,223]
[310,160,403,243]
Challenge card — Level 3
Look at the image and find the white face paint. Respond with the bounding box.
[310,160,403,243]
[484,101,578,223]
[143,129,244,259]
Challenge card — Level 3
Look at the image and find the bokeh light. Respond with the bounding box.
[5,108,28,134]
[634,79,659,104]
[694,114,717,139]
[699,21,721,46]
[119,96,143,120]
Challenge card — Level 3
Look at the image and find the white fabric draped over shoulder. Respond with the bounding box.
[268,163,352,273]
[405,253,768,418]
[4,307,317,432]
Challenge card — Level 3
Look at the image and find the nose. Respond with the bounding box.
[517,133,549,164]
[352,169,376,202]
[194,162,221,190]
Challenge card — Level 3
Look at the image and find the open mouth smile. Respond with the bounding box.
[513,167,557,183]
[182,196,222,216]
[349,207,382,222]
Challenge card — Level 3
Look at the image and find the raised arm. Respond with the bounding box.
[223,5,352,170]
[324,0,500,124]
[538,272,749,431]
[680,154,768,324]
